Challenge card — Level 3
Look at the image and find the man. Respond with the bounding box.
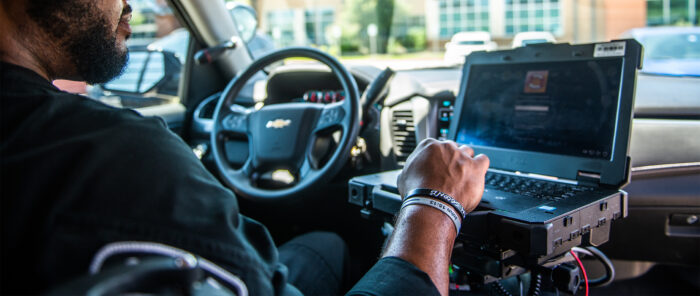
[0,0,489,295]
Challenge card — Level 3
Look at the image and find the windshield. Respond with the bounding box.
[75,0,698,112]
[226,0,698,70]
[227,0,698,115]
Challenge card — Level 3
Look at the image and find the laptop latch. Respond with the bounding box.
[577,170,601,186]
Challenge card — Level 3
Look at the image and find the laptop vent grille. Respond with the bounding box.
[391,109,416,165]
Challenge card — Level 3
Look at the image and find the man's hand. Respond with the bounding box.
[398,138,489,213]
[384,139,489,295]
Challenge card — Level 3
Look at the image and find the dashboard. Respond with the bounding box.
[189,64,698,174]
[185,61,699,271]
[376,68,461,168]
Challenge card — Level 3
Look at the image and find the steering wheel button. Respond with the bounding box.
[319,107,345,129]
[224,114,245,131]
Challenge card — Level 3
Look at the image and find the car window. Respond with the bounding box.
[80,0,271,110]
[521,39,548,45]
[52,0,699,115]
[638,31,700,61]
[458,40,486,45]
[102,51,166,93]
[81,0,188,109]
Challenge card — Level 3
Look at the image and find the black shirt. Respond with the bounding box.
[0,62,439,295]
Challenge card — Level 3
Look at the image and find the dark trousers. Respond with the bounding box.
[279,232,349,295]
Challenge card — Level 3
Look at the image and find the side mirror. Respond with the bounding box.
[227,3,258,43]
[101,48,181,95]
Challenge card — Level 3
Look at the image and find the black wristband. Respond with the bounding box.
[404,188,467,220]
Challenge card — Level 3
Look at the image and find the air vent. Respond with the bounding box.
[391,109,416,165]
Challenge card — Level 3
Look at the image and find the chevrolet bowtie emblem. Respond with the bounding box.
[266,119,291,129]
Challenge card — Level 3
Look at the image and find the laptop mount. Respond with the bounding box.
[348,40,641,294]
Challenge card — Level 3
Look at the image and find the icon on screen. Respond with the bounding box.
[524,70,549,94]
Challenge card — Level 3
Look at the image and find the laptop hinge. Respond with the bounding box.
[577,170,601,186]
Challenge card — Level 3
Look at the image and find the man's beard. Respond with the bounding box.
[27,0,129,84]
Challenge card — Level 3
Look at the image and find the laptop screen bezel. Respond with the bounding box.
[448,40,642,187]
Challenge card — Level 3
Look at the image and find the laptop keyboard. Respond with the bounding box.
[485,172,595,202]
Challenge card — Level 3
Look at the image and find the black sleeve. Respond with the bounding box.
[4,98,294,295]
[347,256,440,296]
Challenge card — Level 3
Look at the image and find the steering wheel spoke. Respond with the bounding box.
[219,105,251,135]
[226,158,253,183]
[313,102,346,133]
[298,155,317,179]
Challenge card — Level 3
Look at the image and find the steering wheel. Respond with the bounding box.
[211,47,360,202]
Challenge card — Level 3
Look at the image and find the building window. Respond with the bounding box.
[504,0,562,36]
[647,0,699,26]
[305,8,335,46]
[266,10,295,47]
[393,15,427,39]
[438,0,490,39]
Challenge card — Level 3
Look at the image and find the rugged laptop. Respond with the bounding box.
[349,40,643,262]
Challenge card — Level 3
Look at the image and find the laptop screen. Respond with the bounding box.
[455,58,623,160]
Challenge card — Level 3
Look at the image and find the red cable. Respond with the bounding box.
[571,249,589,296]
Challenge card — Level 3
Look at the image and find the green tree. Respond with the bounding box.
[375,0,395,53]
[341,0,395,54]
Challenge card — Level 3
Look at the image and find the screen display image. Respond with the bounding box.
[455,58,623,160]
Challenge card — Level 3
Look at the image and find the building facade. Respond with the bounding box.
[249,0,693,51]
[256,0,343,47]
[427,0,648,46]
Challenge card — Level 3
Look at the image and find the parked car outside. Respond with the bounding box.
[443,31,497,65]
[620,26,700,119]
[511,31,556,48]
[621,26,700,77]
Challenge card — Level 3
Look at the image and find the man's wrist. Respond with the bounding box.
[402,197,461,233]
[384,205,458,268]
[395,203,458,241]
[383,205,457,295]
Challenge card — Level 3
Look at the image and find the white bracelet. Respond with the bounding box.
[401,197,461,233]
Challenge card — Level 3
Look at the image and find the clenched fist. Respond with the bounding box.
[397,138,489,214]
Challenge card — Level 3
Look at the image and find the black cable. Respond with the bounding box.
[491,280,514,296]
[527,273,542,296]
[584,246,615,287]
